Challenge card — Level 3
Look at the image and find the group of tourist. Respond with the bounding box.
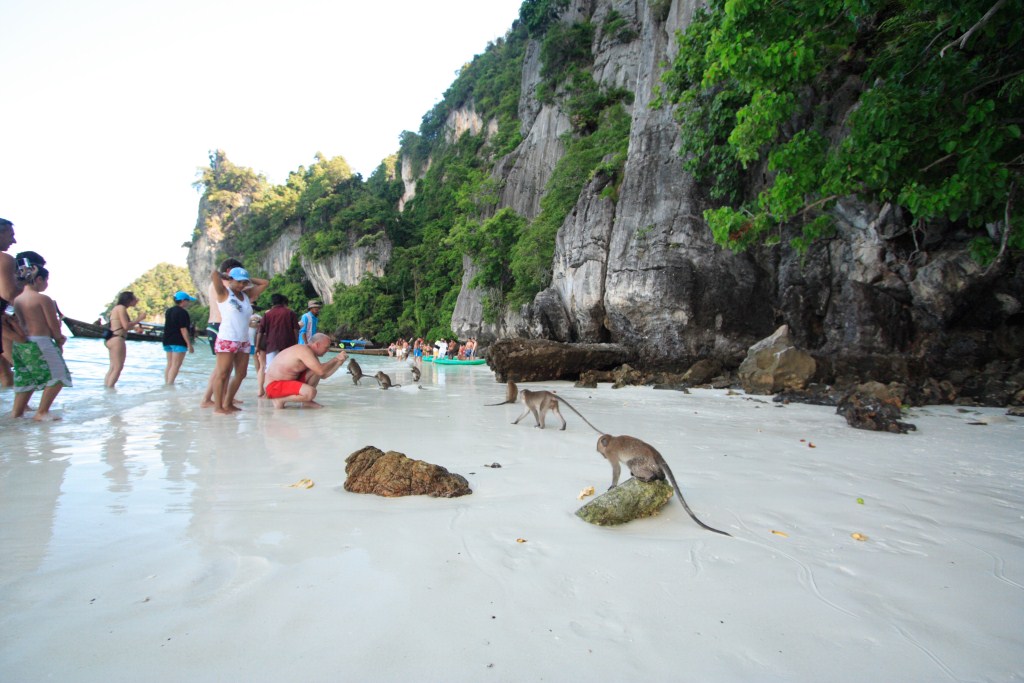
[388,337,477,361]
[1,232,348,421]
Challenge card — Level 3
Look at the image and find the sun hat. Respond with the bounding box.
[307,300,322,309]
[250,314,262,322]
[228,266,251,282]
[173,291,197,301]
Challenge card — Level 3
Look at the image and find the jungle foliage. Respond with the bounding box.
[661,0,1023,259]
[105,263,195,322]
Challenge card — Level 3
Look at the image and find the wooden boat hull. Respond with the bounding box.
[63,316,164,343]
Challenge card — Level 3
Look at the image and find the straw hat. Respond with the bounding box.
[307,300,322,309]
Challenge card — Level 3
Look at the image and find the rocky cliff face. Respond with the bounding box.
[451,0,1022,384]
[300,237,392,305]
[187,214,391,307]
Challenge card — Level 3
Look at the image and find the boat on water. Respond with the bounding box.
[332,338,387,355]
[423,356,486,366]
[63,316,164,342]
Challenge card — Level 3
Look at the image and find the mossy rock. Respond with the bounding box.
[575,478,674,526]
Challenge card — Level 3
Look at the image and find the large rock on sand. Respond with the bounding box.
[485,338,633,383]
[836,382,916,434]
[738,325,816,394]
[344,446,472,498]
[575,478,674,526]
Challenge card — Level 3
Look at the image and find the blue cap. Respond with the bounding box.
[228,267,251,282]
[174,291,197,301]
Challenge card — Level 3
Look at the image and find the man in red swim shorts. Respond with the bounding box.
[263,332,347,409]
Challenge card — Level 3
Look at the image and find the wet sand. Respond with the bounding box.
[1,338,1022,681]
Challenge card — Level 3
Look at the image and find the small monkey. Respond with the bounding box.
[410,364,421,382]
[512,389,603,434]
[374,371,400,389]
[485,379,518,406]
[596,434,731,536]
[347,357,364,385]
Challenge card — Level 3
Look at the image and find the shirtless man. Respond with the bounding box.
[263,332,347,409]
[0,218,20,386]
[12,266,72,421]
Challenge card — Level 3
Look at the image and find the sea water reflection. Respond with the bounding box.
[0,336,492,577]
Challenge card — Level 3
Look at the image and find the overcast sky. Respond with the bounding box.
[1,0,524,318]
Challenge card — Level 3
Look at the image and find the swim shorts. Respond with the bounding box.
[163,345,188,353]
[214,338,251,354]
[13,337,73,392]
[265,380,306,399]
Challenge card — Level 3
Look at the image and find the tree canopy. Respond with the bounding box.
[105,263,196,322]
[660,0,1023,259]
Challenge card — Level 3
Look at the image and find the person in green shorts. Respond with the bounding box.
[12,266,72,421]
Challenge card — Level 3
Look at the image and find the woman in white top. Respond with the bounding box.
[210,267,268,414]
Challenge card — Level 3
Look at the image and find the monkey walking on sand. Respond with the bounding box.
[596,434,732,536]
[374,371,400,390]
[512,389,604,434]
[410,364,421,382]
[347,357,364,385]
[485,379,518,406]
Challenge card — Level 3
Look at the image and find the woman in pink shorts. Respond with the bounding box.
[209,266,268,414]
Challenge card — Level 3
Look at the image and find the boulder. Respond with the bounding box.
[575,478,675,526]
[485,338,634,383]
[683,358,723,385]
[836,383,916,434]
[737,325,817,394]
[344,446,472,498]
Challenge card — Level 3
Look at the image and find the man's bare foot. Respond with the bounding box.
[200,400,215,408]
[227,404,242,412]
[213,407,232,415]
[306,401,324,409]
[272,398,288,409]
[33,413,62,422]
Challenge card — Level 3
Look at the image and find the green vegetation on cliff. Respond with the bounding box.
[105,263,195,322]
[191,1,631,341]
[661,0,1023,258]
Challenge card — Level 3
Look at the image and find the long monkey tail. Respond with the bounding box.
[660,462,732,537]
[552,395,606,435]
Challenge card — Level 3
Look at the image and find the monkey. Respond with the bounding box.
[410,364,421,382]
[347,357,364,385]
[485,379,518,406]
[512,389,603,434]
[374,371,401,389]
[596,434,731,536]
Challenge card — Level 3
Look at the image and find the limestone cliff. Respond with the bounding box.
[450,0,1022,386]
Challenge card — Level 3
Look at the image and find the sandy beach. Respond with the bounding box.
[1,338,1022,682]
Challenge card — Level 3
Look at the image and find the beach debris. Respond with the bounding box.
[851,532,868,541]
[575,478,674,526]
[484,462,502,468]
[856,497,865,505]
[287,478,314,489]
[516,538,527,544]
[344,446,472,498]
[578,486,595,500]
[771,530,789,537]
[808,442,816,448]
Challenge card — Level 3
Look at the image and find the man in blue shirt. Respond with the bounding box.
[298,300,321,345]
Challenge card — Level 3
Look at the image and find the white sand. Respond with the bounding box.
[1,338,1022,682]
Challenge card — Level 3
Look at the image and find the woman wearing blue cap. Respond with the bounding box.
[209,266,268,414]
[162,290,196,385]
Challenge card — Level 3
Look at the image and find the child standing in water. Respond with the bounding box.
[12,266,72,421]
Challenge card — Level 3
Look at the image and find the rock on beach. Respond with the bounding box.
[575,478,675,526]
[344,446,472,498]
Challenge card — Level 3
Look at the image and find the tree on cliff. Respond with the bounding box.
[104,263,195,322]
[662,0,1023,261]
